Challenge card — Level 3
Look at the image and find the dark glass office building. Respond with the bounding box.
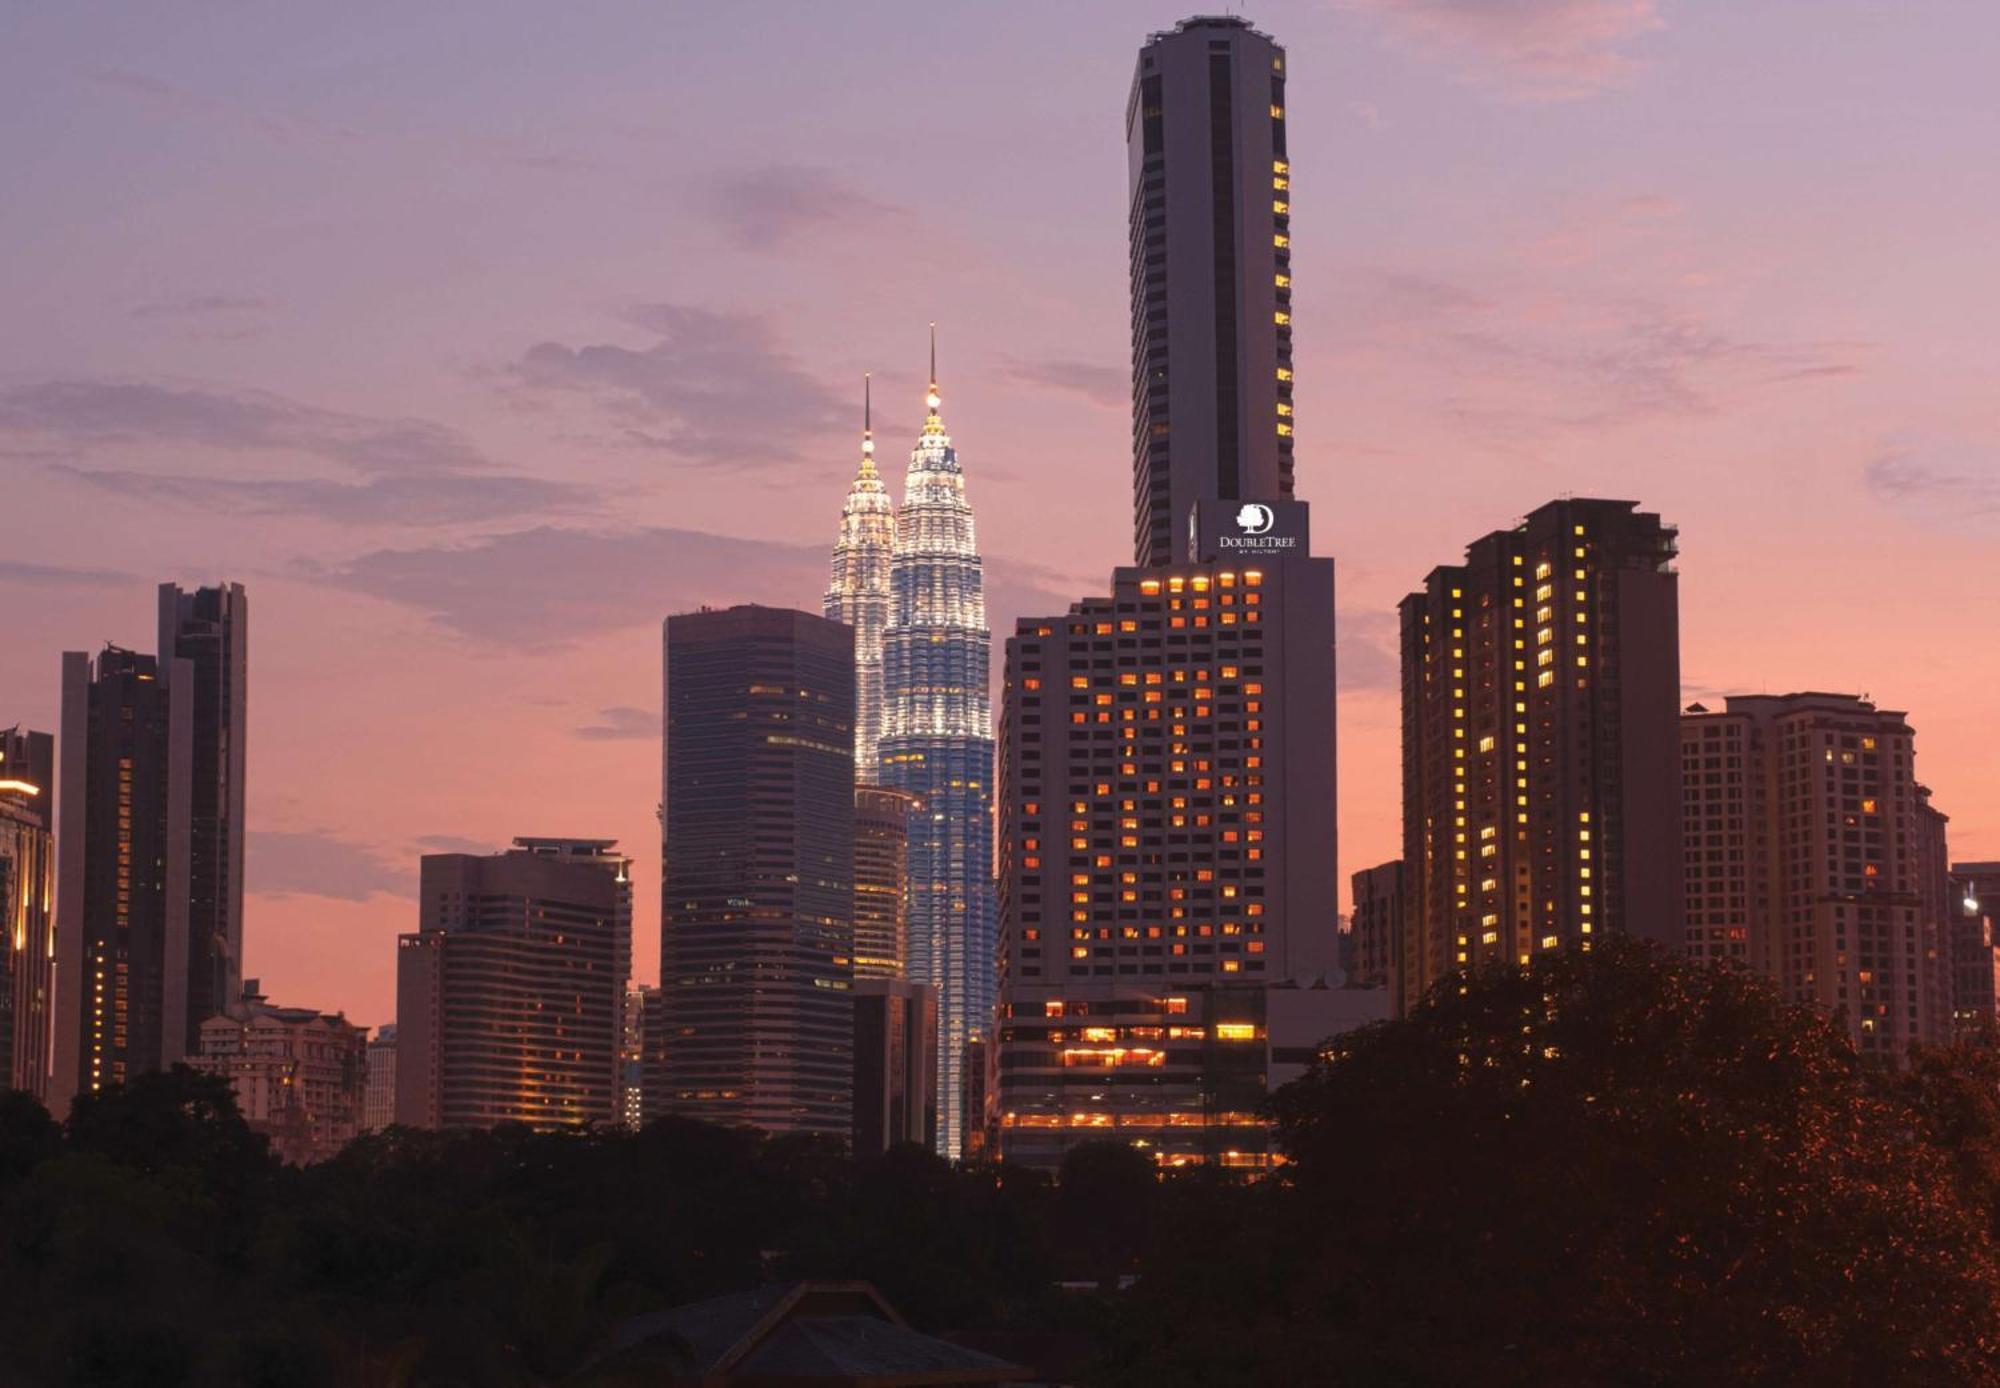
[661,605,856,1139]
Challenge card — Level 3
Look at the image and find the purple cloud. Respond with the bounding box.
[1001,358,1128,410]
[512,304,848,467]
[709,164,908,251]
[1340,0,1665,102]
[322,523,1081,653]
[0,379,590,525]
[574,706,658,742]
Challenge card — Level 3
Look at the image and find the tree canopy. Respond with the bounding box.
[5,941,1999,1386]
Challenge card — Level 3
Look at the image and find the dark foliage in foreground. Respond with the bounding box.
[6,939,2000,1386]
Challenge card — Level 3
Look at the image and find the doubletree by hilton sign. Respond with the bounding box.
[1189,498,1312,563]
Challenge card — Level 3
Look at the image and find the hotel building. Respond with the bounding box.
[995,540,1339,1168]
[1130,15,1296,566]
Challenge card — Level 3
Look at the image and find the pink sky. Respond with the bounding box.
[2,1,1995,1028]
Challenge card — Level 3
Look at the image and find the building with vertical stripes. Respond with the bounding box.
[1129,15,1295,567]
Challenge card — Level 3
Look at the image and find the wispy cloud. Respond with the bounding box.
[55,466,587,527]
[1865,445,2000,517]
[1340,265,1865,440]
[0,379,589,526]
[131,293,270,320]
[0,560,134,589]
[84,65,362,144]
[1338,0,1665,102]
[0,380,480,474]
[511,304,847,468]
[574,706,657,742]
[1000,358,1128,410]
[321,523,1081,651]
[708,164,908,251]
[248,829,413,902]
[1338,610,1402,692]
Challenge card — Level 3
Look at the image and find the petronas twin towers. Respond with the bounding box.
[824,338,994,1159]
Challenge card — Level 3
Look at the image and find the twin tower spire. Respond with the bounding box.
[821,327,995,1161]
[822,324,973,782]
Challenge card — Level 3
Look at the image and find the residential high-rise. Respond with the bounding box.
[1952,864,2000,1036]
[1129,16,1295,567]
[1681,694,1951,1056]
[854,786,917,980]
[395,838,631,1130]
[878,344,995,1160]
[661,605,856,1139]
[1348,860,1402,991]
[363,1023,397,1131]
[158,582,248,1051]
[0,726,55,1098]
[1397,500,1682,1015]
[852,979,938,1155]
[190,980,365,1164]
[826,376,896,784]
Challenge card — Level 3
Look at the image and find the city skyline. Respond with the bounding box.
[3,0,1997,1033]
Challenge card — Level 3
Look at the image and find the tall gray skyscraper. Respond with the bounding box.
[52,582,248,1110]
[1129,16,1295,566]
[661,605,857,1139]
[159,581,248,1046]
[879,343,996,1161]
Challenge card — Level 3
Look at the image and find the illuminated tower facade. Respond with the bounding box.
[1398,499,1683,1015]
[879,338,996,1160]
[0,726,55,1098]
[1129,15,1296,566]
[826,377,896,783]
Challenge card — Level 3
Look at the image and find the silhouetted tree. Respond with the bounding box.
[1102,938,2000,1386]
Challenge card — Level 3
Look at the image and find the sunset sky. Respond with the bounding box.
[3,0,1995,1029]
